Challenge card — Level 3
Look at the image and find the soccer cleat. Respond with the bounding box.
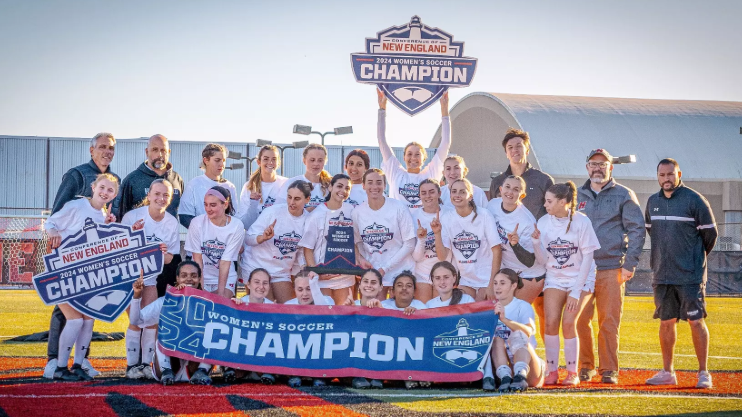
[370,379,384,389]
[418,381,432,388]
[646,370,677,386]
[189,368,212,385]
[601,371,618,384]
[53,366,81,381]
[561,372,580,386]
[510,374,528,392]
[288,376,302,388]
[222,367,236,384]
[696,371,713,389]
[81,359,100,377]
[43,358,58,379]
[405,380,420,390]
[141,364,154,380]
[544,371,559,385]
[579,367,597,381]
[352,377,371,389]
[160,368,174,386]
[126,365,145,379]
[70,364,94,381]
[482,377,496,391]
[498,375,512,392]
[260,373,276,385]
[312,378,327,387]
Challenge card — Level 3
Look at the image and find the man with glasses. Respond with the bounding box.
[575,149,645,384]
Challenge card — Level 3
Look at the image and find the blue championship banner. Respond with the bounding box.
[33,218,164,322]
[350,15,478,116]
[158,287,497,382]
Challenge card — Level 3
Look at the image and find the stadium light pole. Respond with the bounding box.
[293,124,353,146]
[254,139,310,176]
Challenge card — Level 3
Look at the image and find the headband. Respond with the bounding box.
[205,189,227,202]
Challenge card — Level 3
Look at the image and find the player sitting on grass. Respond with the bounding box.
[491,268,545,393]
[129,260,209,386]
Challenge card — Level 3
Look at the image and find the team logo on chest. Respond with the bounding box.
[424,231,436,252]
[496,222,508,245]
[546,237,578,266]
[146,234,162,244]
[203,239,226,265]
[346,198,359,207]
[399,183,421,205]
[261,196,276,211]
[307,195,325,208]
[362,223,394,250]
[452,231,480,260]
[274,231,302,256]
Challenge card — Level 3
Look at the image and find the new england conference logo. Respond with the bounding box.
[399,183,421,205]
[362,223,394,251]
[433,318,491,368]
[351,15,478,116]
[203,239,226,265]
[274,231,302,256]
[261,196,276,211]
[453,231,480,260]
[546,237,578,266]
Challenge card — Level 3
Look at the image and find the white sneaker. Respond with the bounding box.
[126,365,145,379]
[43,358,58,379]
[646,370,677,385]
[696,371,713,389]
[141,364,154,380]
[81,359,100,377]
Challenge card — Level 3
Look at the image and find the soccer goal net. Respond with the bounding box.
[0,215,48,288]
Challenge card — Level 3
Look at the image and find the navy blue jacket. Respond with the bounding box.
[115,162,184,221]
[51,160,120,214]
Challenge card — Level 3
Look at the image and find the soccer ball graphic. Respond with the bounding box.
[393,87,433,103]
[86,290,128,311]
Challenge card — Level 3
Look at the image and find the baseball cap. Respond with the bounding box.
[586,148,613,163]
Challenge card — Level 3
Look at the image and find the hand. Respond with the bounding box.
[566,295,579,312]
[175,283,189,290]
[416,219,428,239]
[507,223,520,246]
[159,243,168,254]
[132,271,144,299]
[260,219,277,243]
[319,273,340,280]
[440,91,449,117]
[366,298,381,308]
[377,88,387,110]
[430,211,442,234]
[250,192,262,201]
[103,202,116,224]
[620,268,634,283]
[131,219,145,231]
[531,223,540,240]
[231,297,244,305]
[358,257,372,269]
[378,268,386,277]
[218,288,230,299]
[403,306,417,316]
[47,229,62,249]
[485,286,496,301]
[493,301,505,316]
[342,293,354,306]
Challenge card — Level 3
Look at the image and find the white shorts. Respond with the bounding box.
[413,270,433,285]
[459,277,488,290]
[543,277,595,294]
[203,276,237,294]
[317,274,356,290]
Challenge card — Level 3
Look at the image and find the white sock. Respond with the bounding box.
[73,320,94,365]
[544,334,560,373]
[125,329,141,366]
[496,365,513,379]
[513,361,529,377]
[58,318,83,368]
[198,362,211,371]
[564,337,578,374]
[155,343,171,372]
[141,328,157,365]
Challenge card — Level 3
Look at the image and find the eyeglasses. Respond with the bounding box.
[588,162,610,169]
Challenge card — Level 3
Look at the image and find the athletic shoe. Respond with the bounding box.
[70,364,93,381]
[544,371,559,385]
[482,377,496,391]
[261,373,276,385]
[404,380,419,389]
[696,371,713,389]
[222,367,236,384]
[418,381,432,388]
[81,359,100,377]
[160,368,174,386]
[312,378,327,387]
[645,370,677,386]
[498,375,512,392]
[352,377,370,389]
[370,379,384,389]
[288,376,302,388]
[189,368,212,385]
[53,366,81,381]
[510,374,528,392]
[126,365,145,379]
[43,358,58,379]
[141,364,154,380]
[601,371,618,384]
[561,372,580,386]
[579,367,597,381]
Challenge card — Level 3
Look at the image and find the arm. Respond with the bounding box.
[621,190,646,272]
[497,312,535,336]
[309,275,332,305]
[380,237,414,272]
[192,253,205,287]
[531,237,548,266]
[303,247,317,267]
[429,93,452,166]
[569,250,594,300]
[487,245,503,298]
[695,195,718,255]
[510,242,536,267]
[217,259,231,297]
[412,236,427,262]
[376,90,395,162]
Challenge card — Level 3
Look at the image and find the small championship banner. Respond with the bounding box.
[351,15,478,116]
[306,211,365,276]
[33,218,164,322]
[158,287,496,382]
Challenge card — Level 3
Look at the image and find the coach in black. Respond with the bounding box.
[644,158,717,389]
[44,132,119,379]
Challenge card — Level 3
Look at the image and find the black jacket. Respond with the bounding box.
[115,162,184,221]
[51,160,120,214]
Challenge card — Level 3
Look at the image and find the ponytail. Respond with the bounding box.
[567,181,576,233]
[450,288,464,306]
[319,170,332,196]
[469,200,478,222]
[547,181,578,232]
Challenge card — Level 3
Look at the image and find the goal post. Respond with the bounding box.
[0,215,49,288]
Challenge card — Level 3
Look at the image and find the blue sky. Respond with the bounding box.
[0,0,739,147]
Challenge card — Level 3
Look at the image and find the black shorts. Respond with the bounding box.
[652,283,707,321]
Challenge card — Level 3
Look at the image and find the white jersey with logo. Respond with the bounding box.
[441,184,487,210]
[236,176,288,230]
[380,298,427,311]
[486,199,546,279]
[352,198,416,286]
[44,198,106,239]
[184,214,244,287]
[346,183,367,207]
[536,211,600,288]
[440,208,499,289]
[411,207,452,284]
[243,204,307,283]
[276,174,327,210]
[299,202,356,289]
[425,293,475,308]
[494,297,538,354]
[178,174,238,218]
[121,207,180,255]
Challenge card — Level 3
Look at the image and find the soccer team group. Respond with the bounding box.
[40,91,718,391]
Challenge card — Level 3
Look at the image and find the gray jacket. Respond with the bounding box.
[576,179,645,271]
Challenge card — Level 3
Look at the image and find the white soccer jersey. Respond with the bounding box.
[236,176,288,229]
[486,199,546,279]
[299,202,356,289]
[425,293,475,308]
[441,184,488,210]
[184,214,244,286]
[346,183,367,207]
[276,174,327,210]
[535,211,600,288]
[411,207,452,284]
[440,208,500,289]
[121,206,180,255]
[494,297,538,350]
[129,297,164,328]
[243,204,307,282]
[238,296,274,304]
[380,298,428,311]
[44,198,106,239]
[352,198,416,286]
[178,174,238,217]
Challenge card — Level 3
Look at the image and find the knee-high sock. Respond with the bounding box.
[514,361,530,378]
[544,334,560,373]
[74,320,94,365]
[564,337,578,374]
[141,328,157,365]
[125,329,141,366]
[155,343,171,372]
[58,318,83,368]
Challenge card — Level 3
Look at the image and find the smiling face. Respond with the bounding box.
[330,178,351,204]
[248,271,271,300]
[204,194,227,220]
[419,182,440,210]
[345,155,367,183]
[444,159,466,184]
[392,275,415,307]
[404,144,424,171]
[203,151,226,178]
[587,154,612,184]
[90,136,115,169]
[294,276,313,305]
[657,163,681,192]
[148,182,173,212]
[286,188,309,215]
[91,178,117,206]
[449,181,472,209]
[431,266,456,297]
[258,149,279,175]
[363,171,386,200]
[505,137,528,165]
[146,136,170,170]
[492,273,517,301]
[176,264,200,288]
[304,149,326,176]
[499,177,525,207]
[359,271,382,299]
[543,191,567,216]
